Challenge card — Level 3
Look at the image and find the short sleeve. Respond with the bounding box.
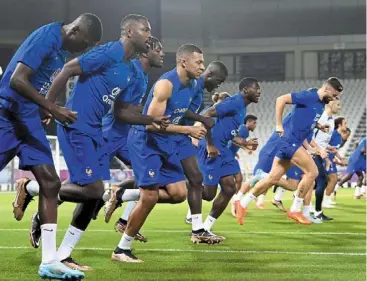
[17,28,60,72]
[291,90,319,106]
[214,96,238,117]
[78,46,112,74]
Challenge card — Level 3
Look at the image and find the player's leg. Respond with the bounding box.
[112,185,159,263]
[204,175,237,234]
[231,172,243,216]
[354,171,364,199]
[324,173,338,207]
[181,156,204,231]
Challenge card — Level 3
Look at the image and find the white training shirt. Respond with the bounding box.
[313,111,334,149]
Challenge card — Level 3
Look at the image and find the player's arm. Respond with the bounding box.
[275,94,292,136]
[146,80,206,138]
[232,136,259,151]
[46,58,83,103]
[310,139,327,159]
[185,109,214,129]
[113,100,168,126]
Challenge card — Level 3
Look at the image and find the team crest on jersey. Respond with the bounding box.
[149,169,155,178]
[85,167,93,177]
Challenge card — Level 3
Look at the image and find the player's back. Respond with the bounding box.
[350,137,367,160]
[0,22,65,115]
[201,93,246,153]
[282,88,325,143]
[65,41,134,137]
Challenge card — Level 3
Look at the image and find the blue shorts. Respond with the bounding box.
[253,151,276,174]
[286,165,303,180]
[173,135,197,161]
[57,125,110,185]
[326,153,338,175]
[128,128,185,187]
[0,107,53,171]
[197,146,240,186]
[105,137,131,165]
[347,157,366,174]
[276,137,302,160]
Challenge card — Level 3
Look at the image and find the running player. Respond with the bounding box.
[230,115,257,215]
[105,37,164,242]
[237,78,343,225]
[2,14,102,280]
[14,14,166,271]
[196,78,260,237]
[111,44,207,262]
[338,136,366,198]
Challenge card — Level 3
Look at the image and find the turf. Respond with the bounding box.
[0,189,365,281]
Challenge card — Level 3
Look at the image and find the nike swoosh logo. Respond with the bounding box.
[43,229,54,232]
[69,231,75,235]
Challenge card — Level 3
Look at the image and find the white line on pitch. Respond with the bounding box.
[0,246,364,256]
[0,229,364,236]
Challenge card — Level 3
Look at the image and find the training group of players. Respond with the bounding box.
[0,13,365,281]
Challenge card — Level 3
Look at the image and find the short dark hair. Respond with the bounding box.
[245,114,257,124]
[334,117,345,129]
[79,13,103,42]
[208,61,228,77]
[325,77,343,92]
[346,128,351,133]
[120,14,148,30]
[239,77,258,91]
[176,44,202,61]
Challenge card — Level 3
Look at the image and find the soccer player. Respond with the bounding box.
[1,14,102,279]
[105,37,165,242]
[229,115,258,215]
[338,136,366,199]
[237,78,343,225]
[322,117,349,207]
[196,78,260,237]
[111,44,207,262]
[15,14,166,271]
[175,62,228,243]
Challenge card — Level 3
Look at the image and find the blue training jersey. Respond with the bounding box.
[64,41,134,137]
[0,22,66,121]
[282,88,325,144]
[329,130,343,148]
[135,68,197,152]
[102,58,148,141]
[199,93,246,153]
[227,124,249,155]
[350,137,367,162]
[180,76,204,126]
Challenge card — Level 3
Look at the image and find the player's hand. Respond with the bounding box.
[39,108,52,126]
[152,115,170,129]
[308,147,318,155]
[328,146,337,154]
[319,124,330,133]
[325,158,332,171]
[245,138,259,150]
[50,105,78,126]
[276,125,284,136]
[189,126,207,140]
[201,117,215,129]
[207,144,220,158]
[318,148,328,159]
[340,157,348,166]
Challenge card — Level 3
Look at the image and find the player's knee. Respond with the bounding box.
[306,167,319,180]
[140,189,159,205]
[202,188,216,201]
[39,178,61,198]
[186,171,203,188]
[267,175,281,187]
[170,188,187,203]
[221,184,236,197]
